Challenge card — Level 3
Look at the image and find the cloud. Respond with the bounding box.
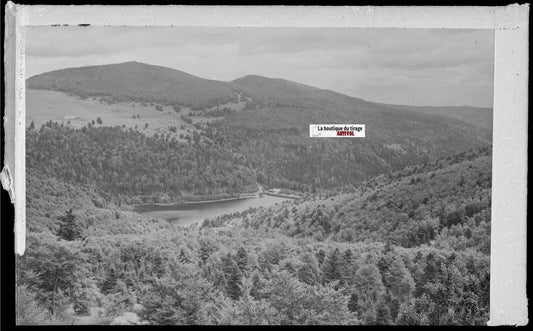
[25,27,494,108]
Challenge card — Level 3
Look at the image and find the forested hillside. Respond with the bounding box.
[204,146,491,253]
[25,118,490,204]
[26,123,257,204]
[18,223,490,325]
[27,62,237,109]
[18,144,491,325]
[214,75,490,189]
[208,119,490,190]
[26,62,492,193]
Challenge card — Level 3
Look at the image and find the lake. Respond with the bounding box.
[134,195,293,226]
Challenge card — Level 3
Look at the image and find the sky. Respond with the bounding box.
[25,27,494,108]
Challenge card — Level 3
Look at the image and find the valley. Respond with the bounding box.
[19,61,493,326]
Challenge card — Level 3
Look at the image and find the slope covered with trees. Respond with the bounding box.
[207,116,490,190]
[206,147,491,253]
[26,122,257,204]
[27,62,492,193]
[215,76,491,190]
[19,182,489,325]
[19,144,491,325]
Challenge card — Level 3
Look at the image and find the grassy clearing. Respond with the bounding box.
[26,89,211,141]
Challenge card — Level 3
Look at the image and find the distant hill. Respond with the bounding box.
[380,104,493,130]
[228,74,492,138]
[215,74,492,189]
[28,62,492,129]
[231,75,372,110]
[27,61,237,109]
[231,75,492,129]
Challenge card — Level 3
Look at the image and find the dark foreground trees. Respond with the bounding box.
[56,209,84,241]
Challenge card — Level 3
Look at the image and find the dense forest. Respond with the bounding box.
[201,111,490,191]
[206,147,491,251]
[26,122,257,204]
[204,75,491,190]
[26,119,488,202]
[18,221,489,325]
[18,144,491,325]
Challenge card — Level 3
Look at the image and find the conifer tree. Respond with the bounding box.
[348,292,359,313]
[226,260,243,300]
[101,267,118,294]
[322,248,342,284]
[56,209,83,241]
[235,246,249,275]
[354,264,385,305]
[315,249,326,266]
[422,252,440,284]
[376,300,392,325]
[198,240,215,264]
[249,270,264,300]
[343,249,353,265]
[179,248,190,263]
[384,256,415,301]
[297,252,320,285]
[340,249,354,285]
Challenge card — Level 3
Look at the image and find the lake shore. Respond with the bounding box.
[130,188,301,209]
[134,194,296,225]
[263,192,301,199]
[129,187,301,208]
[130,195,257,208]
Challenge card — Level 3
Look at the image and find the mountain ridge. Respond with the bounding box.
[28,61,492,120]
[27,61,237,109]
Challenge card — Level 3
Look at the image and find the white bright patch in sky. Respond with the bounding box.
[26,27,494,108]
